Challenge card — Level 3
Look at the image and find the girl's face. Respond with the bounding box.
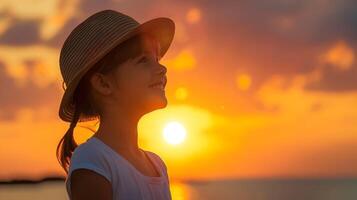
[104,35,168,114]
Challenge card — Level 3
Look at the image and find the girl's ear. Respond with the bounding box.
[90,72,113,95]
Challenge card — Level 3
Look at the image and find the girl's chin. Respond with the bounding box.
[148,87,166,99]
[153,95,167,107]
[147,93,167,110]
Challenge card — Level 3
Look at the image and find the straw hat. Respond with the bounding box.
[58,9,175,123]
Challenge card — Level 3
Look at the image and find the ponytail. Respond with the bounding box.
[56,97,82,174]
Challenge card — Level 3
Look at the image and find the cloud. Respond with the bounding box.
[304,40,357,92]
[0,19,41,45]
[0,0,58,20]
[0,45,61,86]
[185,0,357,92]
[304,63,357,92]
[0,0,81,47]
[0,61,62,121]
[320,41,355,71]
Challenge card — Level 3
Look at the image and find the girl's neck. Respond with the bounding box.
[93,111,141,156]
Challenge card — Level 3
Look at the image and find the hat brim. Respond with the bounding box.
[59,17,175,123]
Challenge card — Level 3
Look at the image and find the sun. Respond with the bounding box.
[163,121,187,145]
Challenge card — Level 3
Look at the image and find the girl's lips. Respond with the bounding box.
[149,85,165,91]
[148,77,167,88]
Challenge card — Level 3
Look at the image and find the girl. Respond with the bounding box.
[56,10,175,200]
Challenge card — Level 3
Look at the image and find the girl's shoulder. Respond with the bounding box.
[144,150,168,172]
[68,137,112,180]
[72,137,101,158]
[66,138,112,198]
[69,137,110,171]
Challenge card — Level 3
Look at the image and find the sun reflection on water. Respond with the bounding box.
[170,181,196,200]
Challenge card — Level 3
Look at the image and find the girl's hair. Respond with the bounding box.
[56,33,158,174]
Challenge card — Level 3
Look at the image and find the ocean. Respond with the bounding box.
[0,178,356,200]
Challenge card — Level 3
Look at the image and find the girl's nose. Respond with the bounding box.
[156,63,167,76]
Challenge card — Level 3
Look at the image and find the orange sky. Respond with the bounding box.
[0,0,357,182]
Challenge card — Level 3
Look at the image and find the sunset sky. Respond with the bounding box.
[0,0,357,182]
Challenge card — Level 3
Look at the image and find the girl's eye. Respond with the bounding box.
[138,55,159,63]
[138,56,149,63]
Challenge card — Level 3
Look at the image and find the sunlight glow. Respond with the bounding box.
[175,87,188,100]
[186,8,201,24]
[161,49,196,70]
[163,121,187,145]
[236,73,252,91]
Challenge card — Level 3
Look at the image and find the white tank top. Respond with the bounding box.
[65,136,172,200]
